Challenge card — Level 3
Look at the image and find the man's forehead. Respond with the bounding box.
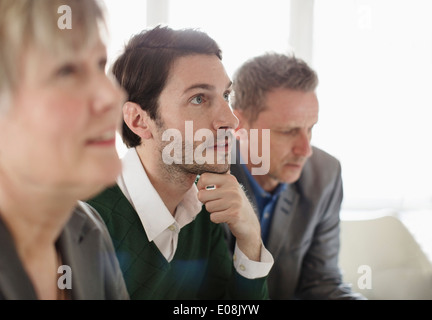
[256,92,319,127]
[165,54,229,90]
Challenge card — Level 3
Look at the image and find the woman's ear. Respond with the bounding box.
[122,102,153,140]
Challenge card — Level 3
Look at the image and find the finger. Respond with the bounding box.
[208,208,244,226]
[208,208,232,224]
[203,198,230,213]
[196,171,234,191]
[197,187,227,203]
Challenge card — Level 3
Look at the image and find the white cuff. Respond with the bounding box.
[232,242,274,279]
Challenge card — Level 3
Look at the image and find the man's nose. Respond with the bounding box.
[212,98,239,131]
[293,130,313,158]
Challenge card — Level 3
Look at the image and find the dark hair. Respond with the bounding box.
[232,52,318,123]
[112,25,222,148]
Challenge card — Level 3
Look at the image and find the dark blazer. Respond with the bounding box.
[228,144,364,299]
[0,201,129,300]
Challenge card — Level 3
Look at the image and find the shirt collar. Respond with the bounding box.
[117,148,202,241]
[241,163,287,200]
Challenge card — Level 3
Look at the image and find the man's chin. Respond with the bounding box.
[268,168,302,184]
[280,172,302,184]
[183,163,230,175]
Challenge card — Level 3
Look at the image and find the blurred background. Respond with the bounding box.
[103,0,432,298]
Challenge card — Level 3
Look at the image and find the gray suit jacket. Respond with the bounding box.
[229,145,364,299]
[0,201,129,300]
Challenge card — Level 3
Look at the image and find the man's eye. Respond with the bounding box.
[281,129,295,135]
[223,92,231,102]
[191,95,204,105]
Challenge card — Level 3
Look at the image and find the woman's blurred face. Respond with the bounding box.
[0,38,125,200]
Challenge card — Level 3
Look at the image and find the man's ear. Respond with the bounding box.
[122,102,153,140]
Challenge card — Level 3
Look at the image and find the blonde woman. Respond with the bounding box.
[0,0,128,300]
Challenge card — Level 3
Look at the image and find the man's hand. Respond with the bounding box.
[197,172,262,261]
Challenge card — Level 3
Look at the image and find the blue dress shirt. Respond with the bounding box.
[241,164,287,246]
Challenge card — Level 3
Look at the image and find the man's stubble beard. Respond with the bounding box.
[155,123,230,183]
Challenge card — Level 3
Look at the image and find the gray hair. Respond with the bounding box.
[232,52,318,123]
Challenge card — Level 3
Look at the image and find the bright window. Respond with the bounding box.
[312,0,432,211]
[168,0,291,78]
[104,0,432,213]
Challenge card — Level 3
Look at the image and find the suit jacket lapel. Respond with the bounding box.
[266,184,299,257]
[56,205,89,300]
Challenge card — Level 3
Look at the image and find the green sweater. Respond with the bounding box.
[87,184,268,300]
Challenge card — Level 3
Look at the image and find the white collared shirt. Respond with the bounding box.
[117,148,273,279]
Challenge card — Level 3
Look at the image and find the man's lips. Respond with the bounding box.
[209,138,230,150]
[284,162,303,169]
[213,141,229,148]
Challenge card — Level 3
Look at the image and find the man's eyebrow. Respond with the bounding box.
[274,121,318,131]
[184,84,215,93]
[226,81,233,90]
[184,81,233,93]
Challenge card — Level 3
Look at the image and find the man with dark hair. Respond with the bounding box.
[227,52,365,299]
[87,25,273,300]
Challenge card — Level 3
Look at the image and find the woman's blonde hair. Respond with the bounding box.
[0,0,107,103]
